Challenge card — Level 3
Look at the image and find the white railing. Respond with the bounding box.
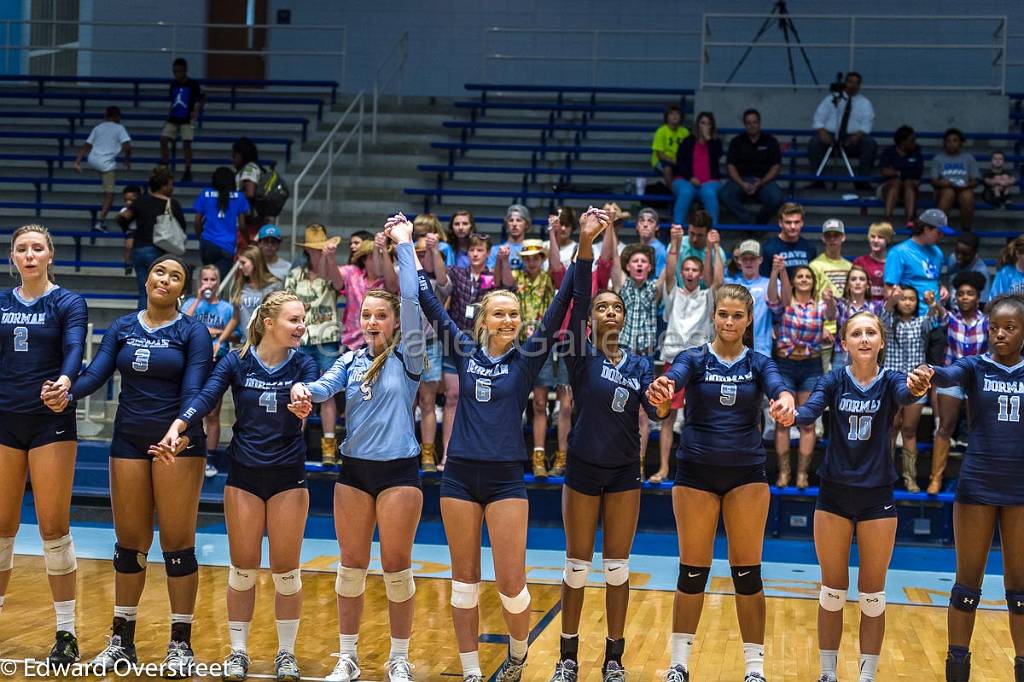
[372,31,408,144]
[290,92,365,261]
[77,323,104,437]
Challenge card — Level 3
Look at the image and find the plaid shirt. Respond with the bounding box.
[834,298,883,352]
[943,309,988,365]
[621,278,659,353]
[769,298,830,359]
[881,310,941,373]
[446,266,498,331]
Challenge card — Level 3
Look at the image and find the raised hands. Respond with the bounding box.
[373,231,389,251]
[771,254,786,275]
[707,229,721,249]
[497,244,511,261]
[645,376,675,407]
[670,224,684,246]
[907,364,934,397]
[384,213,414,244]
[424,232,439,252]
[578,206,611,245]
[923,289,936,307]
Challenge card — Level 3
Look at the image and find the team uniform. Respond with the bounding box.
[0,286,87,449]
[304,242,425,496]
[418,260,583,504]
[795,367,917,521]
[663,345,788,495]
[70,312,212,458]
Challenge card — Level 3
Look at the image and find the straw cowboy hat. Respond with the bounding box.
[297,224,341,250]
[519,239,548,258]
[602,202,631,223]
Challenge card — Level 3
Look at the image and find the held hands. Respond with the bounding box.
[497,244,511,261]
[769,392,797,427]
[322,240,338,257]
[424,233,439,252]
[384,213,414,244]
[645,376,675,407]
[670,224,684,246]
[40,376,71,413]
[907,364,934,397]
[148,422,188,466]
[288,383,313,419]
[578,206,611,244]
[707,229,721,248]
[373,231,389,251]
[923,289,936,307]
[771,254,786,275]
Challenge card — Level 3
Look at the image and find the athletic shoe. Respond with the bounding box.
[47,630,80,665]
[549,659,578,682]
[385,656,414,682]
[93,220,108,233]
[602,660,626,682]
[1015,654,1024,681]
[221,650,250,681]
[495,654,527,682]
[664,665,689,682]
[744,674,767,682]
[325,653,361,682]
[464,677,484,682]
[274,650,300,682]
[817,675,838,682]
[205,461,218,478]
[946,651,971,682]
[162,640,196,679]
[90,634,137,673]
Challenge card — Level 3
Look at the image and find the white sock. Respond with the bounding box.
[820,649,838,675]
[509,636,528,662]
[389,637,410,660]
[276,619,299,654]
[340,633,358,658]
[113,605,138,622]
[54,599,75,636]
[0,595,6,614]
[671,633,694,668]
[459,650,482,677]
[743,643,765,675]
[323,432,335,439]
[859,653,880,681]
[228,621,250,653]
[170,613,193,624]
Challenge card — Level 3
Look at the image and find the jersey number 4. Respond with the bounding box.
[259,390,278,413]
[998,395,1021,422]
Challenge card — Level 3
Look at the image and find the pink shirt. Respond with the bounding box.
[852,254,886,302]
[692,139,712,184]
[338,264,383,349]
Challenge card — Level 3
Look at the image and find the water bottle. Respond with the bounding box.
[202,288,213,301]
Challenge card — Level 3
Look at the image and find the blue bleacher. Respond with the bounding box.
[0,130,294,162]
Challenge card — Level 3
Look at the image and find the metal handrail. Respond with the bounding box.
[372,31,409,145]
[77,322,103,437]
[290,92,365,261]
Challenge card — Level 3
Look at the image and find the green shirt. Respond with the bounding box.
[651,124,690,167]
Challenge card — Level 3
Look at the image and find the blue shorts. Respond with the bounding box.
[956,457,1024,506]
[674,459,767,496]
[816,479,896,522]
[0,411,77,451]
[297,341,341,375]
[937,385,965,400]
[442,356,458,375]
[420,341,443,384]
[337,455,421,497]
[226,461,307,502]
[440,457,527,505]
[535,349,570,388]
[110,428,207,460]
[565,456,642,496]
[775,356,823,394]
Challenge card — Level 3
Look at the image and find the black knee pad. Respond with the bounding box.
[163,547,198,577]
[730,564,763,596]
[677,564,710,595]
[112,543,147,574]
[1007,590,1024,615]
[950,582,982,613]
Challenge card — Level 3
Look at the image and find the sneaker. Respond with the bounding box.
[495,654,527,682]
[274,650,300,682]
[321,436,338,465]
[664,665,689,682]
[744,674,767,682]
[602,660,626,682]
[1015,654,1024,682]
[817,675,838,682]
[181,169,193,183]
[93,220,108,233]
[222,650,250,681]
[325,653,361,682]
[550,659,578,682]
[385,656,414,682]
[90,634,137,673]
[548,450,567,477]
[464,677,484,682]
[162,640,196,679]
[47,630,80,665]
[205,462,218,478]
[531,449,547,478]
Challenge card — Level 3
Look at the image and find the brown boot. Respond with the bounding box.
[548,450,567,477]
[928,439,950,495]
[420,442,437,473]
[901,447,920,493]
[321,435,337,465]
[775,453,791,488]
[796,451,813,489]
[531,448,548,478]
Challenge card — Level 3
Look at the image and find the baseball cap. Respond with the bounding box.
[822,218,845,234]
[257,224,282,241]
[918,209,956,235]
[738,239,761,257]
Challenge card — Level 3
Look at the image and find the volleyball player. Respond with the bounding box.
[43,255,211,676]
[908,293,1024,682]
[416,208,608,682]
[788,311,927,682]
[0,224,87,664]
[155,291,317,682]
[289,215,424,682]
[547,210,654,682]
[646,284,796,682]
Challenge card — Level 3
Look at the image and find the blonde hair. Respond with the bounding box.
[360,289,401,387]
[841,310,886,363]
[197,263,220,295]
[472,289,521,346]
[239,290,304,358]
[413,213,447,241]
[10,224,55,283]
[867,221,895,245]
[231,245,279,305]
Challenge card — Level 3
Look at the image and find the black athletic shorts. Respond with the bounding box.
[816,479,897,522]
[226,461,307,502]
[564,456,642,496]
[440,457,527,505]
[110,428,206,460]
[0,411,76,451]
[674,459,767,496]
[337,455,421,497]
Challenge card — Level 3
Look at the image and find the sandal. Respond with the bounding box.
[647,471,668,485]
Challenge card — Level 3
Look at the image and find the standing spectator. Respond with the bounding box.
[413,213,454,269]
[118,185,141,273]
[671,111,723,225]
[446,210,476,269]
[117,167,186,308]
[192,167,250,282]
[931,128,980,230]
[230,245,282,344]
[160,58,204,183]
[760,203,817,278]
[809,218,852,299]
[673,210,728,288]
[719,108,783,224]
[256,225,292,281]
[879,125,924,226]
[853,221,894,303]
[73,105,131,232]
[635,207,668,276]
[412,234,452,472]
[651,104,689,186]
[943,231,990,307]
[990,236,1024,297]
[725,240,778,357]
[831,265,882,370]
[347,230,373,264]
[981,150,1018,208]
[543,206,578,271]
[808,71,876,189]
[232,137,264,248]
[592,203,629,260]
[486,204,531,271]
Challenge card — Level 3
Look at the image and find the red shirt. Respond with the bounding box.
[853,254,886,302]
[692,139,712,184]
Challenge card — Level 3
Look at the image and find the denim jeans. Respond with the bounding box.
[131,244,164,309]
[672,179,721,224]
[718,178,784,224]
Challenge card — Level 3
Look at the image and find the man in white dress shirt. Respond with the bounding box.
[808,71,877,190]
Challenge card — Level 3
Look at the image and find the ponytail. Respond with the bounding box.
[239,290,303,358]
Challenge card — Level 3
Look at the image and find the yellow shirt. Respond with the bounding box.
[810,253,851,334]
[651,124,690,168]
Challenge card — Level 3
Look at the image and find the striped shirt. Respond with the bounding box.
[943,309,988,366]
[620,278,659,354]
[446,267,498,331]
[834,298,883,352]
[770,297,830,359]
[881,310,941,374]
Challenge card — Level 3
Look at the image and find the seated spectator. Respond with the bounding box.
[674,209,728,287]
[852,221,894,302]
[73,105,131,232]
[990,235,1024,297]
[760,202,817,278]
[879,125,923,226]
[671,111,723,225]
[232,136,264,247]
[486,203,531,271]
[256,224,292,281]
[193,166,250,282]
[931,128,980,230]
[635,207,668,276]
[982,150,1018,209]
[446,210,475,268]
[943,230,990,307]
[651,104,689,186]
[719,108,783,224]
[543,206,578,271]
[808,71,876,189]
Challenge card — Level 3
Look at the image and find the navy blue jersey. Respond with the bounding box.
[180,349,318,467]
[418,260,583,462]
[664,345,788,466]
[564,258,657,467]
[0,286,87,415]
[795,366,916,487]
[71,312,211,439]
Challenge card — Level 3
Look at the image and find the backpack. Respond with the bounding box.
[254,164,290,217]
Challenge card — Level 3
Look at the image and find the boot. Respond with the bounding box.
[796,450,813,489]
[420,442,437,473]
[548,450,567,477]
[901,447,920,493]
[928,439,950,495]
[775,452,791,488]
[321,436,337,465]
[532,448,548,478]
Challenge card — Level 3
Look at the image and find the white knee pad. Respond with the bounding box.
[42,534,76,576]
[272,569,302,596]
[562,557,590,589]
[0,537,13,572]
[335,566,367,598]
[818,585,847,612]
[859,590,886,617]
[228,565,257,592]
[499,584,531,614]
[384,568,416,603]
[603,558,630,586]
[450,580,480,609]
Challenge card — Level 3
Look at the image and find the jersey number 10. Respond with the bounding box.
[998,394,1021,423]
[847,415,873,441]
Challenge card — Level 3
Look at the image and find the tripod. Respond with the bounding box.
[726,0,818,86]
[815,127,856,179]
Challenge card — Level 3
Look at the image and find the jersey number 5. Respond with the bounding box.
[259,390,278,413]
[998,395,1021,423]
[720,383,737,406]
[12,326,27,352]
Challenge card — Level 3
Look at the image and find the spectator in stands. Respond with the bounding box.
[230,244,282,344]
[982,150,1018,209]
[446,210,475,268]
[651,104,689,186]
[853,221,894,303]
[160,58,205,183]
[486,203,531,271]
[74,105,131,232]
[725,240,778,357]
[232,136,264,247]
[119,185,141,273]
[673,210,727,288]
[760,202,817,277]
[671,111,723,225]
[543,206,578,271]
[810,219,851,300]
[831,265,882,370]
[879,125,924,226]
[592,203,629,263]
[348,230,372,264]
[943,231,990,307]
[719,108,783,224]
[192,167,250,282]
[413,212,454,268]
[256,224,292,281]
[808,71,876,190]
[990,235,1024,297]
[118,166,186,308]
[635,207,667,276]
[932,128,980,230]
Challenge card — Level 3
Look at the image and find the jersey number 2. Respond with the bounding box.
[12,326,27,352]
[259,390,278,413]
[998,395,1021,422]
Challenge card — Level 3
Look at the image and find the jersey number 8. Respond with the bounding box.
[611,386,629,413]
